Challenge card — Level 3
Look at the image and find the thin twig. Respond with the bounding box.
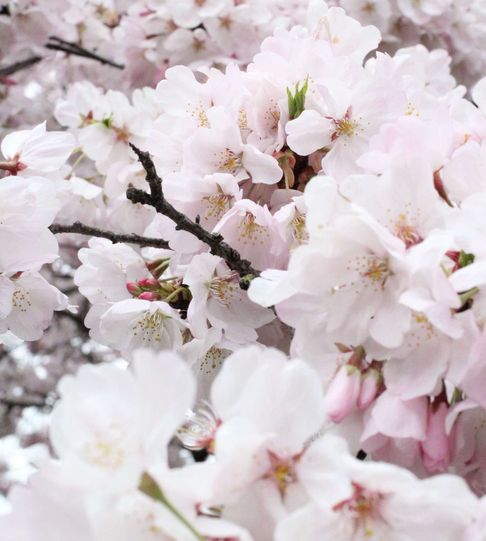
[46,36,125,70]
[0,55,42,78]
[50,221,170,249]
[0,36,124,80]
[0,394,47,408]
[127,144,259,288]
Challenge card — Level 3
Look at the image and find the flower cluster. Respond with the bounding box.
[0,0,309,134]
[1,347,482,540]
[0,122,75,341]
[326,0,486,86]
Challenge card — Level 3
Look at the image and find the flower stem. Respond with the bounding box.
[139,472,206,541]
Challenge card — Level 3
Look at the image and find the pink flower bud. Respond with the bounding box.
[324,365,361,423]
[138,291,161,301]
[138,278,160,289]
[126,282,141,296]
[421,402,451,474]
[357,369,380,410]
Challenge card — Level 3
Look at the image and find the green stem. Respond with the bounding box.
[163,287,186,303]
[158,276,178,283]
[139,472,206,541]
[459,287,479,306]
[68,151,85,177]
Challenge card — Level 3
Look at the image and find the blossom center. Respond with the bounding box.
[203,187,234,221]
[83,427,126,470]
[333,482,385,537]
[362,257,391,286]
[12,288,31,312]
[132,309,170,344]
[291,211,308,244]
[208,274,239,307]
[238,212,270,245]
[263,450,300,497]
[392,212,423,248]
[216,149,243,174]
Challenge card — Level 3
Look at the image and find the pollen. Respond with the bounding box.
[291,211,308,245]
[215,149,243,174]
[131,309,169,344]
[387,205,423,248]
[203,186,234,221]
[335,117,359,138]
[238,107,249,130]
[333,481,386,537]
[407,311,436,348]
[263,451,299,497]
[208,273,240,307]
[238,212,270,246]
[12,288,32,312]
[363,259,390,284]
[199,347,228,374]
[187,101,209,127]
[405,102,420,117]
[83,432,125,470]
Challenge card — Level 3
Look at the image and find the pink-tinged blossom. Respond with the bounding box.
[276,434,477,541]
[98,299,187,359]
[0,122,75,176]
[324,365,361,423]
[0,272,68,341]
[421,400,452,473]
[183,253,274,343]
[213,199,287,270]
[50,349,195,491]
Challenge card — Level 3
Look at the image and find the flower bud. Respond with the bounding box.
[147,258,170,279]
[357,369,381,410]
[138,278,160,289]
[126,282,142,296]
[324,365,361,423]
[421,402,451,474]
[138,291,162,301]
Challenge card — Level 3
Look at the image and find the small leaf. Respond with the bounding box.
[287,77,309,120]
[458,251,475,268]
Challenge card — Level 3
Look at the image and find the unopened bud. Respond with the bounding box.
[138,278,160,289]
[138,291,161,301]
[126,282,142,296]
[421,401,451,474]
[324,365,361,423]
[147,258,170,279]
[357,369,380,410]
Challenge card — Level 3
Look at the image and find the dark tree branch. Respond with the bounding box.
[0,37,124,80]
[46,37,125,69]
[0,394,47,409]
[0,5,9,16]
[0,55,42,78]
[127,144,259,288]
[50,221,170,249]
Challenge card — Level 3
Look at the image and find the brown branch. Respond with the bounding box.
[0,37,124,80]
[46,36,125,70]
[0,394,47,408]
[50,221,170,249]
[0,55,42,78]
[127,144,259,289]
